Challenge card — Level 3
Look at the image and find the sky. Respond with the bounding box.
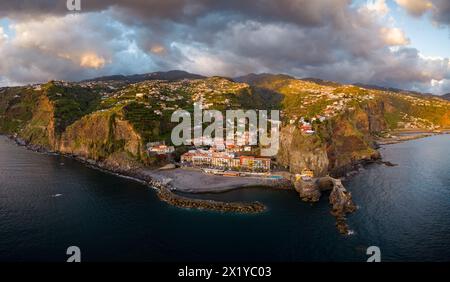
[0,0,450,95]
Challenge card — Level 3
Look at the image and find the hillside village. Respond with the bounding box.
[241,77,450,133]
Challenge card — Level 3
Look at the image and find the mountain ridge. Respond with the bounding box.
[443,93,450,101]
[2,71,447,100]
[83,70,205,83]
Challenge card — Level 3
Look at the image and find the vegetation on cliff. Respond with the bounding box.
[0,87,40,133]
[42,81,101,134]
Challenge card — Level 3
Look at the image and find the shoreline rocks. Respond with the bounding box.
[294,179,321,202]
[329,178,357,234]
[82,159,269,214]
[294,176,356,234]
[157,186,266,214]
[81,159,269,214]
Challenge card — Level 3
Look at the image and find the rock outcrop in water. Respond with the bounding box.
[294,178,322,202]
[328,178,357,234]
[294,176,356,234]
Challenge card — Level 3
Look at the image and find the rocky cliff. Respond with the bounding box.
[278,125,329,176]
[294,176,356,234]
[0,85,150,169]
[277,101,385,177]
[59,110,147,169]
[20,95,57,150]
[328,178,357,234]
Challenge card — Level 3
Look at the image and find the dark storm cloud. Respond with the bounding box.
[431,0,450,25]
[0,0,350,26]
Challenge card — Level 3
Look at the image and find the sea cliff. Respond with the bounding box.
[277,100,385,178]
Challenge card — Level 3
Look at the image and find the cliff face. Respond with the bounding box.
[277,101,386,177]
[20,95,57,150]
[59,111,144,163]
[0,83,165,169]
[278,125,329,176]
[440,111,450,127]
[2,91,148,169]
[359,100,388,134]
[323,104,383,176]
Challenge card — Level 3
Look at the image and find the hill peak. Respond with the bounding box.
[234,73,295,84]
[83,70,205,83]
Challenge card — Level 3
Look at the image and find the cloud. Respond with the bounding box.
[365,0,390,16]
[0,12,160,83]
[380,27,410,45]
[80,53,107,69]
[395,0,450,27]
[0,0,353,27]
[149,44,166,55]
[429,0,450,25]
[0,27,6,45]
[395,0,433,17]
[430,78,450,94]
[169,17,448,94]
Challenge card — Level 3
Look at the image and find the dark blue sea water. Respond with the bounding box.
[0,135,449,262]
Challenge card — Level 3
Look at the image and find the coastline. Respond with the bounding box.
[65,155,269,214]
[375,129,450,145]
[5,134,269,214]
[145,167,292,194]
